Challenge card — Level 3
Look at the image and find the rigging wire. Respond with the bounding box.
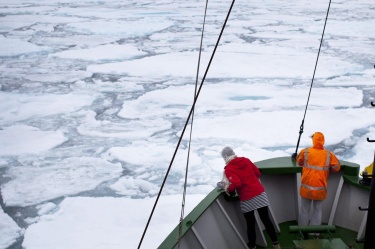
[177,0,209,248]
[136,0,236,248]
[292,0,332,160]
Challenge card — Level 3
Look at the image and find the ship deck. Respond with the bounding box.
[262,220,364,249]
[158,157,370,249]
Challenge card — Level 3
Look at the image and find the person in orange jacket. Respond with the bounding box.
[363,162,374,175]
[360,162,373,186]
[296,132,341,236]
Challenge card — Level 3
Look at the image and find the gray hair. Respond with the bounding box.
[221,146,235,160]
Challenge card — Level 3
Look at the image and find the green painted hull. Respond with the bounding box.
[158,157,370,249]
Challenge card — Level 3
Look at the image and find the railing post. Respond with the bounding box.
[364,152,375,249]
[364,99,375,249]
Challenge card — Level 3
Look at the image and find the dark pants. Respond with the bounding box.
[243,206,278,248]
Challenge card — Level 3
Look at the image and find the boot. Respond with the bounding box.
[302,232,309,240]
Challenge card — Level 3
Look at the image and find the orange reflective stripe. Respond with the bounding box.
[305,165,329,171]
[301,183,327,191]
[303,149,329,171]
[326,151,331,167]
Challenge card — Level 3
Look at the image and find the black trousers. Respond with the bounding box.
[243,206,278,248]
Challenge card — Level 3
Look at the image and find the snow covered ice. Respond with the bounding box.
[0,0,374,248]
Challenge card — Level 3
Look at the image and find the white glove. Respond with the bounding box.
[217,181,225,189]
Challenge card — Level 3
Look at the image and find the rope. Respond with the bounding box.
[177,0,208,247]
[136,0,236,248]
[292,0,332,160]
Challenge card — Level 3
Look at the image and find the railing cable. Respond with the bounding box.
[177,0,209,247]
[137,0,236,248]
[292,0,333,160]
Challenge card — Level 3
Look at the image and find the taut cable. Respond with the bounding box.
[177,0,208,247]
[292,0,332,160]
[137,1,236,248]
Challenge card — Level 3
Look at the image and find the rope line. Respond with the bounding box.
[292,0,332,159]
[177,0,209,247]
[136,0,236,248]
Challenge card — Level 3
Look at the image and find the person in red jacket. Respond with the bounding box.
[218,147,281,249]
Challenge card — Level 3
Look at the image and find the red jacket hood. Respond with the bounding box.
[225,157,248,169]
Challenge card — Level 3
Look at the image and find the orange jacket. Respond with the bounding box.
[296,132,341,200]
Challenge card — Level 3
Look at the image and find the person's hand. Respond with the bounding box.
[217,181,225,189]
[224,191,239,201]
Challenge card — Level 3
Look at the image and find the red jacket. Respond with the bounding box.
[225,157,264,201]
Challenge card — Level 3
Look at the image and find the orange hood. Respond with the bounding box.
[312,132,325,150]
